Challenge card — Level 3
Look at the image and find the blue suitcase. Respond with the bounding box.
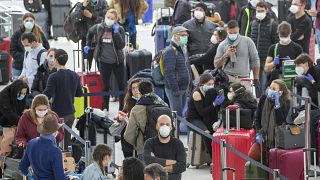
[153,25,171,54]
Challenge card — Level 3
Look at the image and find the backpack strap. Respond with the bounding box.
[244,8,250,37]
[37,49,47,66]
[269,18,274,36]
[273,43,279,58]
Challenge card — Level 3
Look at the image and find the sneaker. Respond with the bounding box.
[103,109,109,117]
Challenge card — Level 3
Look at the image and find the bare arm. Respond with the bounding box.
[264,56,275,72]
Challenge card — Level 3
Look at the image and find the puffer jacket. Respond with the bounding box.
[86,23,125,64]
[182,18,217,56]
[109,0,149,24]
[163,41,192,92]
[249,16,279,66]
[31,61,56,97]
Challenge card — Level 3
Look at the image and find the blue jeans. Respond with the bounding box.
[12,68,22,80]
[165,88,188,133]
[259,66,267,97]
[315,28,320,53]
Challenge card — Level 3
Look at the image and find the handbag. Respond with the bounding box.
[275,124,305,149]
[109,120,126,137]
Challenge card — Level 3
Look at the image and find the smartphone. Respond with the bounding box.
[218,89,224,96]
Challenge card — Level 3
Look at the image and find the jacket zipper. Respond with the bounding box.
[183,46,191,90]
[257,21,261,51]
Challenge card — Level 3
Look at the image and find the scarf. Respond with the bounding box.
[137,93,168,107]
[261,98,276,149]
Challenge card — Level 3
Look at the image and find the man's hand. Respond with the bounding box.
[18,143,25,148]
[298,35,304,40]
[223,47,236,58]
[151,152,155,157]
[166,160,177,166]
[83,9,92,18]
[273,55,279,65]
[164,165,174,173]
[307,9,317,17]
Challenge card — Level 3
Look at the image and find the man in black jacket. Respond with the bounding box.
[249,1,279,95]
[144,115,186,180]
[287,0,312,54]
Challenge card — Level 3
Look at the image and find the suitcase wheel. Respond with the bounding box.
[186,163,190,168]
[112,173,116,178]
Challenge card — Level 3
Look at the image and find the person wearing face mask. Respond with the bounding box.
[294,54,320,106]
[186,73,225,157]
[287,0,312,54]
[73,0,108,71]
[85,9,126,112]
[31,48,57,97]
[143,115,186,180]
[18,33,47,89]
[182,2,217,74]
[162,26,192,129]
[19,113,67,180]
[116,78,142,158]
[15,94,64,149]
[10,13,50,80]
[0,80,29,156]
[226,83,257,115]
[214,20,260,93]
[254,79,291,150]
[124,80,168,160]
[189,28,228,71]
[248,2,279,95]
[80,144,112,180]
[264,21,303,87]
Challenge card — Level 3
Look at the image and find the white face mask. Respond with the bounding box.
[256,12,266,20]
[210,35,218,44]
[159,125,171,138]
[194,10,205,20]
[227,92,234,101]
[279,36,291,45]
[295,66,305,75]
[105,18,114,27]
[289,5,299,14]
[250,0,259,8]
[36,109,48,118]
[24,46,32,52]
[47,57,55,65]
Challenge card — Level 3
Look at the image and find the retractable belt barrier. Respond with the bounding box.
[83,90,126,97]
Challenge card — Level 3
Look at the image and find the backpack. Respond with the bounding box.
[24,0,42,13]
[172,0,191,26]
[64,3,87,43]
[26,49,47,66]
[139,105,174,143]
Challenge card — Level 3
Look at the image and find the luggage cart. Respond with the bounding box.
[0,4,13,38]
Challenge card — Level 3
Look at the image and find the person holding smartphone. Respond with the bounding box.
[186,73,225,157]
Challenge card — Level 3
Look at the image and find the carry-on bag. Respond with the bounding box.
[221,108,254,129]
[212,105,255,180]
[0,51,9,85]
[126,49,152,78]
[268,148,304,180]
[50,0,71,38]
[245,143,269,179]
[186,131,211,169]
[74,86,89,119]
[24,0,42,13]
[274,124,305,149]
[0,37,12,81]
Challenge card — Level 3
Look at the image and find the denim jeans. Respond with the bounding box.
[259,66,267,97]
[12,68,22,80]
[315,28,320,53]
[165,88,188,133]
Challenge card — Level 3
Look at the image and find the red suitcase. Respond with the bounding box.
[212,105,255,180]
[268,148,304,180]
[77,72,103,109]
[0,37,12,80]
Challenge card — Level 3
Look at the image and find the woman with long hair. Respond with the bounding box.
[15,94,64,148]
[109,0,148,49]
[10,13,50,79]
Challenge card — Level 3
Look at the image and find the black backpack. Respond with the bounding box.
[24,0,42,13]
[172,0,191,26]
[139,105,174,142]
[64,3,87,43]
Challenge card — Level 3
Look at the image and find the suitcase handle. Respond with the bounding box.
[222,167,236,180]
[303,148,318,179]
[225,105,240,131]
[241,78,253,82]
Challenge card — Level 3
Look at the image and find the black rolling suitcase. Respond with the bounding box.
[278,0,292,23]
[127,49,152,77]
[50,0,71,38]
[0,51,9,85]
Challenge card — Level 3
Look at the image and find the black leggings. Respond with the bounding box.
[81,38,94,71]
[99,61,125,111]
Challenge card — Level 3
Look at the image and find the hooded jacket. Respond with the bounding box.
[124,93,167,154]
[31,61,57,97]
[0,80,29,127]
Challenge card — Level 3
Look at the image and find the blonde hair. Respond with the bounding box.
[106,9,118,19]
[28,94,51,123]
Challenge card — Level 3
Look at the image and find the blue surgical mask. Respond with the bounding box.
[267,88,275,98]
[24,21,34,30]
[91,0,97,3]
[228,33,239,41]
[202,85,214,93]
[179,36,188,46]
[17,94,25,101]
